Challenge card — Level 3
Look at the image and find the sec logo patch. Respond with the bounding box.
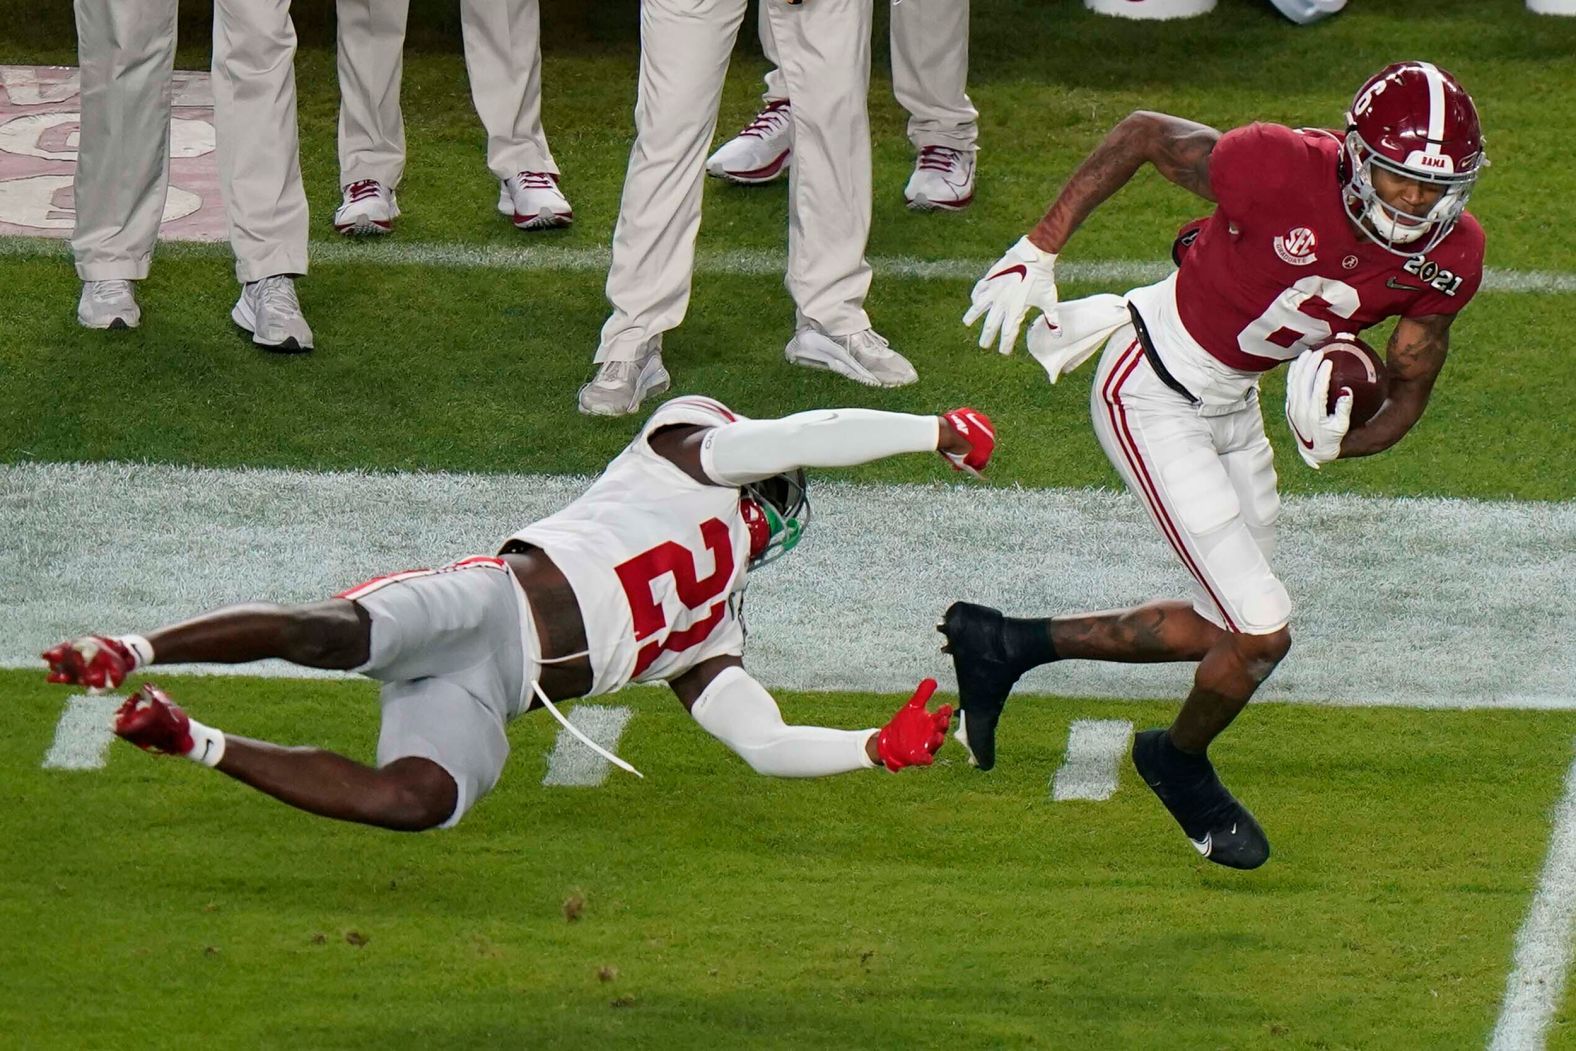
[1274,226,1319,266]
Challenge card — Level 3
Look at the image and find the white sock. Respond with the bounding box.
[118,633,154,669]
[182,718,227,768]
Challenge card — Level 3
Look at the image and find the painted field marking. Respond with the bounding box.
[1050,719,1134,802]
[41,694,119,770]
[1489,741,1576,1051]
[4,463,1573,710]
[2,235,1574,294]
[542,706,635,787]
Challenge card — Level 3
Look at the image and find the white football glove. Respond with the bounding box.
[962,236,1059,356]
[1284,351,1354,469]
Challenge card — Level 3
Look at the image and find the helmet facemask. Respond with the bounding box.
[741,469,810,569]
[1343,131,1479,256]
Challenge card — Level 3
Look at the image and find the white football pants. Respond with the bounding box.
[1090,331,1292,636]
[598,0,874,363]
[71,0,308,283]
[334,0,558,188]
[760,0,977,151]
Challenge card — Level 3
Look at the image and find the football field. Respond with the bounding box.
[4,1,1576,1047]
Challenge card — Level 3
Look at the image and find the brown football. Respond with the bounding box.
[1314,335,1388,425]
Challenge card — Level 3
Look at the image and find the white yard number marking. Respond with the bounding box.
[542,706,635,787]
[42,694,120,770]
[1050,719,1133,802]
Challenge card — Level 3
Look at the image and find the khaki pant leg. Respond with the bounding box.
[335,0,410,188]
[70,0,176,281]
[212,0,309,282]
[598,0,747,363]
[461,0,557,180]
[890,0,977,151]
[767,0,873,336]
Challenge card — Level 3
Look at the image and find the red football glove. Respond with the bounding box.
[876,678,955,773]
[42,635,143,689]
[114,684,195,756]
[940,407,996,477]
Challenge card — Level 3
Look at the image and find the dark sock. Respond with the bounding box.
[1000,615,1059,674]
[1155,729,1211,776]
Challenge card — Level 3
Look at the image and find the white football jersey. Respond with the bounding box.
[505,396,752,695]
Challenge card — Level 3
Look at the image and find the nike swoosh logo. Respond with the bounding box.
[1289,420,1316,450]
[989,264,1027,282]
[1191,833,1212,857]
[1386,277,1425,292]
[199,740,213,763]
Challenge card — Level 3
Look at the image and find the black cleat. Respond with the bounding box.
[1130,728,1270,870]
[937,601,1022,771]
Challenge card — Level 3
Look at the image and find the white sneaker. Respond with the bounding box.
[498,172,573,230]
[904,146,976,211]
[77,279,140,330]
[232,275,314,353]
[332,179,399,236]
[785,327,918,388]
[577,341,670,417]
[706,100,793,185]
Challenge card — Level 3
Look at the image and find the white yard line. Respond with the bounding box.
[4,462,1573,709]
[1050,719,1133,802]
[40,694,120,770]
[2,236,1574,293]
[541,706,636,787]
[1489,743,1576,1051]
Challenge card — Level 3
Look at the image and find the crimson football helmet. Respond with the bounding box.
[1343,61,1485,255]
[740,469,810,569]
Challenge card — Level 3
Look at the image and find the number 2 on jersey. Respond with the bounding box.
[615,518,735,677]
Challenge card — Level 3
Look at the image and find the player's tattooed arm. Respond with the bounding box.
[1340,313,1453,457]
[1029,111,1221,252]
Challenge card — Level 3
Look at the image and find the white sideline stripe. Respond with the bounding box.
[41,694,119,770]
[541,706,634,787]
[1,236,1573,293]
[1050,719,1132,802]
[1489,742,1576,1051]
[2,462,1573,710]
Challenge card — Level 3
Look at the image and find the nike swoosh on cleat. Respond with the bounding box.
[989,264,1028,282]
[1190,833,1213,857]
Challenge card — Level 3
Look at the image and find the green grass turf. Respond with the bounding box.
[3,667,1575,1048]
[3,0,1575,499]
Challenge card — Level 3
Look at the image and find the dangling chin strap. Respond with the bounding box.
[532,649,644,779]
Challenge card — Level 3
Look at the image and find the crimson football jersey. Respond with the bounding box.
[1172,122,1484,372]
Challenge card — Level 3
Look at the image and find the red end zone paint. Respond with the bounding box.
[0,65,226,241]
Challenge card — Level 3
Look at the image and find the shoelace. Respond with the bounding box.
[515,171,558,190]
[593,360,640,388]
[739,101,791,139]
[91,279,133,302]
[257,276,301,315]
[916,145,962,173]
[344,179,383,202]
[846,329,892,358]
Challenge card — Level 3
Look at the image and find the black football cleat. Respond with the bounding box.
[1130,728,1270,870]
[937,601,1023,771]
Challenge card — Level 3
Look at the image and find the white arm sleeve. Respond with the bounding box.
[688,666,879,777]
[699,409,941,486]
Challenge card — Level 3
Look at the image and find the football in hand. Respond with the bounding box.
[1313,334,1388,425]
